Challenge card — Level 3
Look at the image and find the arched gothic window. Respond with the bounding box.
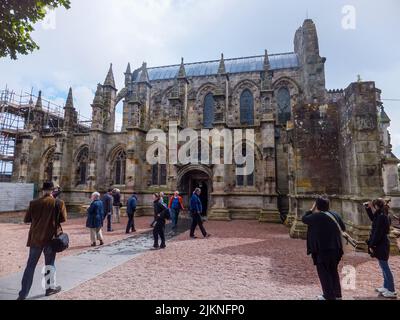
[151,164,167,186]
[240,89,254,125]
[236,143,254,187]
[113,150,126,185]
[43,148,55,182]
[76,147,89,185]
[277,87,291,124]
[203,93,215,128]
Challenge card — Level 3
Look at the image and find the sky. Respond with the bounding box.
[0,0,399,156]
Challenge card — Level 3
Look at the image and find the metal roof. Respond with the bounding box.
[133,52,299,82]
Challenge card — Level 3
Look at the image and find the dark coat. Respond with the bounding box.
[366,207,391,261]
[127,195,137,215]
[112,192,121,206]
[102,193,113,214]
[153,200,169,224]
[86,200,104,229]
[190,193,202,213]
[302,210,345,264]
[24,195,67,247]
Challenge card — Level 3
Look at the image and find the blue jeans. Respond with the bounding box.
[19,246,56,299]
[378,260,395,292]
[170,208,180,231]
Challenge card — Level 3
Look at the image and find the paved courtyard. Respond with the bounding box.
[0,213,399,300]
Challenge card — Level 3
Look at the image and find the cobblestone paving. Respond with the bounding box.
[0,214,153,277]
[55,221,400,300]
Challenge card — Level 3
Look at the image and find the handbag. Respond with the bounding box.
[322,211,358,249]
[50,199,69,253]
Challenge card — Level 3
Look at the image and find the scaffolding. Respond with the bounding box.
[0,87,91,182]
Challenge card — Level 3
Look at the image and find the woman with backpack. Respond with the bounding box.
[364,199,397,299]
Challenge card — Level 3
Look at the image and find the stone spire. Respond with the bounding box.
[125,62,131,74]
[103,63,116,88]
[65,87,74,109]
[139,62,150,83]
[218,53,226,75]
[35,90,42,109]
[125,63,132,87]
[93,84,104,105]
[177,57,187,79]
[264,49,270,70]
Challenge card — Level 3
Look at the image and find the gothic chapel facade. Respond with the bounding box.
[12,20,400,245]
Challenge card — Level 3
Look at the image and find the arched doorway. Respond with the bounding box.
[177,167,212,216]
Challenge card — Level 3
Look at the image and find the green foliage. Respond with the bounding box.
[0,0,71,59]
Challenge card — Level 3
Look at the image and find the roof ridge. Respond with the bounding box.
[147,52,296,70]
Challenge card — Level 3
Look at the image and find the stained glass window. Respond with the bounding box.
[277,87,291,124]
[203,93,215,128]
[240,90,254,125]
[114,150,126,185]
[76,147,89,185]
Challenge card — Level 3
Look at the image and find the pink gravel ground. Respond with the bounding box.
[56,220,400,300]
[0,214,152,277]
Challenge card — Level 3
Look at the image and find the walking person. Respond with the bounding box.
[151,193,170,250]
[189,188,210,239]
[302,196,345,300]
[126,192,138,234]
[17,181,67,300]
[364,199,397,299]
[112,188,122,223]
[150,192,168,227]
[160,191,168,207]
[86,192,105,247]
[102,188,114,232]
[168,191,185,234]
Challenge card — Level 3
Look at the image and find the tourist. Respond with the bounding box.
[112,188,122,223]
[152,193,170,250]
[102,188,114,232]
[52,185,62,199]
[302,196,345,300]
[160,191,169,207]
[126,192,138,234]
[189,188,210,239]
[168,191,185,233]
[364,199,397,299]
[86,192,105,247]
[17,181,67,300]
[150,192,168,227]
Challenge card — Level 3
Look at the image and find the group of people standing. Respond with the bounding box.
[85,188,138,247]
[150,188,211,250]
[85,187,210,250]
[17,180,397,300]
[302,195,397,300]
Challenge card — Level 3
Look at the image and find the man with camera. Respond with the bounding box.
[302,196,346,300]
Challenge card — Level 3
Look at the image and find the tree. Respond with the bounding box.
[0,0,71,60]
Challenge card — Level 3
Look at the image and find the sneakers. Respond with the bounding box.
[316,295,326,300]
[45,286,62,297]
[375,287,388,294]
[382,290,397,299]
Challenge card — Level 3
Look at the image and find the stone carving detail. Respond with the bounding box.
[356,114,376,131]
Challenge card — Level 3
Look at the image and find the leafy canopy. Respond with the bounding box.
[0,0,71,59]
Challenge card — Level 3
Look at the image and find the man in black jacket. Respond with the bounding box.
[302,196,346,300]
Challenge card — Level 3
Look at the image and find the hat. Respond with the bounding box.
[42,181,54,191]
